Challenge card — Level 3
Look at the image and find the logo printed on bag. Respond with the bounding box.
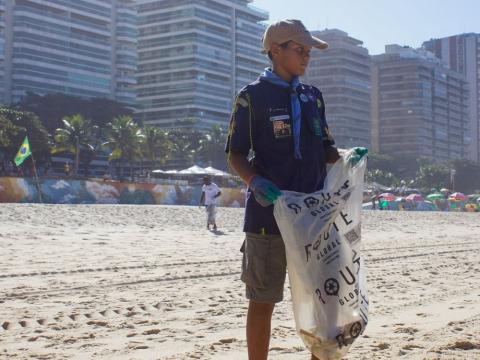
[287,203,302,214]
[350,322,362,338]
[304,211,354,263]
[336,321,364,349]
[324,278,340,296]
[304,196,320,208]
[273,158,368,356]
[315,288,326,304]
[286,182,351,218]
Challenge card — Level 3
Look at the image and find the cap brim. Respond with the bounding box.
[290,33,329,50]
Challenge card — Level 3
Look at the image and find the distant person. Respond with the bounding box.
[371,194,377,210]
[6,160,13,176]
[199,176,221,231]
[64,162,71,177]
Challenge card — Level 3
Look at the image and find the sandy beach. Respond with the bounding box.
[0,204,479,359]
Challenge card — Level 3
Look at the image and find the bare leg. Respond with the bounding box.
[246,300,274,360]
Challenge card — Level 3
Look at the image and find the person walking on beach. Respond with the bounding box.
[199,176,221,231]
[64,162,71,177]
[224,19,362,360]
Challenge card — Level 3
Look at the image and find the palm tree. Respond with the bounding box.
[52,114,97,175]
[166,127,200,167]
[104,116,144,179]
[198,125,228,169]
[141,126,172,170]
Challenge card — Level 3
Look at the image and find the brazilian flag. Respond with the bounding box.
[14,136,32,166]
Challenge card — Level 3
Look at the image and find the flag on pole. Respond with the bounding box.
[14,136,32,166]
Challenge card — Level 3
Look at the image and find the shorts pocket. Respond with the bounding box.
[240,234,269,289]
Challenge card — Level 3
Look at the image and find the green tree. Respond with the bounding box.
[198,124,228,170]
[52,114,97,175]
[0,108,51,163]
[16,92,133,134]
[104,116,144,179]
[141,126,172,170]
[367,152,419,184]
[365,169,399,187]
[167,127,205,167]
[0,115,23,150]
[448,159,480,194]
[414,163,450,193]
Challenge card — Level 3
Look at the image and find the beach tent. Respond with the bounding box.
[151,169,179,174]
[178,165,207,174]
[176,165,233,177]
[203,166,231,177]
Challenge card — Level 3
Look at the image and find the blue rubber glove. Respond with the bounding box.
[347,147,368,166]
[249,176,282,207]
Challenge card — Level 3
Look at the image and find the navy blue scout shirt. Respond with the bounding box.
[225,78,335,235]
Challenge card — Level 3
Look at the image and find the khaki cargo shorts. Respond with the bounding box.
[240,232,287,304]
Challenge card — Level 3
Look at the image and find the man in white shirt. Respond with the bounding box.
[200,176,222,230]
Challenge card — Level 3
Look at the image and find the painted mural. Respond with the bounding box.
[0,177,246,207]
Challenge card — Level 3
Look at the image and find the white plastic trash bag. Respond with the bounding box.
[273,149,369,359]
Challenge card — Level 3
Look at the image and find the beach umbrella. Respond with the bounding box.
[426,193,445,201]
[448,192,467,201]
[378,193,396,201]
[440,188,450,194]
[465,203,477,212]
[406,193,424,202]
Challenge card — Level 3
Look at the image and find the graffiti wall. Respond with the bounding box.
[0,177,246,207]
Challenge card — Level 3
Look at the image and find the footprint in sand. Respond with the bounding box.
[142,329,161,335]
[372,342,390,351]
[394,327,418,335]
[2,321,13,330]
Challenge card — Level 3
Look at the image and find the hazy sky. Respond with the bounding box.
[253,0,480,55]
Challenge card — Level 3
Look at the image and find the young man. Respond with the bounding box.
[225,20,341,360]
[199,175,221,230]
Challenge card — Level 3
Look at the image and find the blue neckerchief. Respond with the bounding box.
[259,68,302,159]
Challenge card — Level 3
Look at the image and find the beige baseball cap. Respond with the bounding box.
[262,19,328,54]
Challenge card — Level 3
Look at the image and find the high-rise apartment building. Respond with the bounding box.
[1,0,137,106]
[304,29,371,148]
[423,33,480,162]
[136,0,268,130]
[371,45,470,162]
